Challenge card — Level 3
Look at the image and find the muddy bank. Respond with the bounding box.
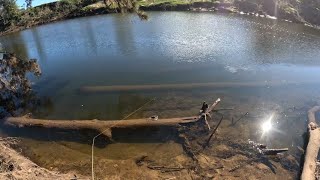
[0,137,87,180]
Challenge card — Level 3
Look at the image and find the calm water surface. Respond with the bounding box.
[1,12,320,176]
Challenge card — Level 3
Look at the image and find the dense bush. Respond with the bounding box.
[0,53,41,118]
[0,0,21,31]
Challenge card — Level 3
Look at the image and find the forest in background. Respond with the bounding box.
[0,0,320,35]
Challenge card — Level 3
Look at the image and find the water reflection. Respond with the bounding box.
[82,19,98,55]
[0,33,29,59]
[112,15,136,56]
[30,28,47,62]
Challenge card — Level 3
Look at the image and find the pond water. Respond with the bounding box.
[1,12,320,178]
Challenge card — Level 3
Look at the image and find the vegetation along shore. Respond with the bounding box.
[1,0,320,36]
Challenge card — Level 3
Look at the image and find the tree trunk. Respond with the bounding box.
[301,106,320,180]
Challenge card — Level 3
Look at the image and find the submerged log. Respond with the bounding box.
[301,106,320,180]
[4,116,200,140]
[4,98,221,140]
[79,80,320,93]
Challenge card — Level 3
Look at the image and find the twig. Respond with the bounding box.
[204,115,211,130]
[202,98,221,130]
[147,165,186,173]
[213,108,234,111]
[203,115,224,148]
[231,112,248,126]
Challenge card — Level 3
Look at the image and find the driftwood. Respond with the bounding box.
[79,80,320,93]
[202,98,221,130]
[4,116,199,140]
[301,106,320,180]
[203,115,224,148]
[4,98,221,141]
[261,148,288,155]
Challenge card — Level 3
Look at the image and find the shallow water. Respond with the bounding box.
[1,12,320,178]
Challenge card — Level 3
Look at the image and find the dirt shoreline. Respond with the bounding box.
[0,137,88,180]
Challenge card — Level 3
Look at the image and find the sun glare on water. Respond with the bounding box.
[262,120,272,133]
[260,113,275,139]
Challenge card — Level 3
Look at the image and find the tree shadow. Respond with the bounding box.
[258,156,277,174]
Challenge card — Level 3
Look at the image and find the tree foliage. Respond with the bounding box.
[0,0,20,30]
[0,53,41,118]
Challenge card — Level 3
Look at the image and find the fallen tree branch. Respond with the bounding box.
[301,106,320,180]
[4,116,200,140]
[202,98,221,130]
[261,148,288,155]
[4,98,222,140]
[231,112,249,126]
[203,115,224,148]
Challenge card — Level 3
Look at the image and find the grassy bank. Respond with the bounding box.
[0,0,319,36]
